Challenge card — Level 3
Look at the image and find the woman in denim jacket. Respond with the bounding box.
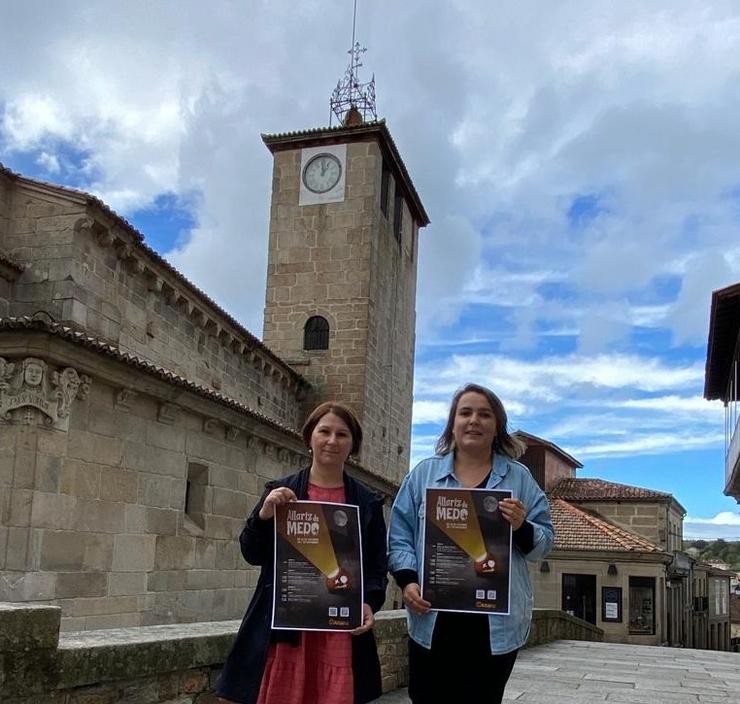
[388,383,554,703]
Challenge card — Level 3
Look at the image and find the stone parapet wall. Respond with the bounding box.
[0,604,602,703]
[528,608,604,646]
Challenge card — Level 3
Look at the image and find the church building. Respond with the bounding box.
[0,63,428,630]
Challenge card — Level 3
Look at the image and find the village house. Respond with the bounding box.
[519,432,732,650]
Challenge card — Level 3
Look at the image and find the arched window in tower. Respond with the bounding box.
[304,315,330,351]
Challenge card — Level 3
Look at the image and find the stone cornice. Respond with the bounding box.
[5,170,310,396]
[0,319,398,494]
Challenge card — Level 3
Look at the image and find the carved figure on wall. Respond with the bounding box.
[0,356,91,430]
[54,367,90,419]
[0,358,15,390]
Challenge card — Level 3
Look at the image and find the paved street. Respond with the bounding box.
[378,639,740,703]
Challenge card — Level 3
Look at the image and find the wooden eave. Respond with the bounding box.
[704,282,740,401]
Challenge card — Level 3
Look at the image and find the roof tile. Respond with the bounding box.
[550,477,671,502]
[550,498,662,553]
[0,162,305,386]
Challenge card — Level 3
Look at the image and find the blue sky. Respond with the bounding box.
[2,1,740,539]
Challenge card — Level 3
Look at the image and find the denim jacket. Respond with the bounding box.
[388,452,554,654]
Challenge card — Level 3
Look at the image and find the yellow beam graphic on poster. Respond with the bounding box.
[427,490,491,567]
[276,503,350,589]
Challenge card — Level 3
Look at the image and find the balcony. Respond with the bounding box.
[726,415,740,501]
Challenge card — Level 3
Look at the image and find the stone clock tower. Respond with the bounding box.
[261,93,429,484]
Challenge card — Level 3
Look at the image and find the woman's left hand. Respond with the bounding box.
[500,498,527,530]
[350,603,374,636]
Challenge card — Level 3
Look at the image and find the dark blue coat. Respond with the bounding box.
[215,467,388,704]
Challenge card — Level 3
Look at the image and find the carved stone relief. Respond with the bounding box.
[0,357,91,430]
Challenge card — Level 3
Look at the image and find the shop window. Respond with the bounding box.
[304,316,329,351]
[629,576,655,635]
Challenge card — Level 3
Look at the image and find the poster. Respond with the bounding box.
[272,500,363,631]
[601,586,622,622]
[422,487,512,614]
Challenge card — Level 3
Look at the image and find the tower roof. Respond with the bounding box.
[262,121,430,227]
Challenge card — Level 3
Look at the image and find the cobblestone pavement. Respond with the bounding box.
[377,639,740,703]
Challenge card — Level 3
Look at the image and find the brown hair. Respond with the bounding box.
[435,383,525,459]
[301,401,363,456]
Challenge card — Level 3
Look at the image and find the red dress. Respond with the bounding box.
[256,484,354,704]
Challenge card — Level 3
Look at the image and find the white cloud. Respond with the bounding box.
[686,512,740,526]
[412,401,450,425]
[684,512,740,540]
[618,396,723,415]
[569,432,725,460]
[35,150,60,174]
[414,353,704,404]
[2,1,739,521]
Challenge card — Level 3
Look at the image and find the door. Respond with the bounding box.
[562,573,597,624]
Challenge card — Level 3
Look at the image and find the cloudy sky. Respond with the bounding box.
[2,1,740,539]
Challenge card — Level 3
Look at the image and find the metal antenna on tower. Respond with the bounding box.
[329,0,377,127]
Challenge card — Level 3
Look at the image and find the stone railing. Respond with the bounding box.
[528,608,604,646]
[0,604,601,703]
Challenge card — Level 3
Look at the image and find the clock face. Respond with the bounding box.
[302,153,342,194]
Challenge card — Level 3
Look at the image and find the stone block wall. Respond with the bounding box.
[263,142,375,419]
[2,177,306,429]
[0,170,12,241]
[0,332,313,631]
[578,501,665,548]
[0,270,12,317]
[529,554,668,645]
[262,136,419,485]
[0,604,603,704]
[362,141,418,484]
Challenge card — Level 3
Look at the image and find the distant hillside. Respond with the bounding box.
[683,539,740,571]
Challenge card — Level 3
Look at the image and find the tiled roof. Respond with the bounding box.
[0,162,306,387]
[0,315,396,493]
[550,477,672,502]
[262,121,430,226]
[550,499,662,553]
[0,315,300,437]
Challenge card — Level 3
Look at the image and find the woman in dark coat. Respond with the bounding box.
[215,401,388,704]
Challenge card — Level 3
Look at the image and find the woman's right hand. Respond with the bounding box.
[402,583,432,615]
[258,486,298,520]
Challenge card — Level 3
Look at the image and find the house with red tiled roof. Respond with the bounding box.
[519,432,731,650]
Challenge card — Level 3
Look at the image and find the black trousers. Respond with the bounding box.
[407,613,519,704]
